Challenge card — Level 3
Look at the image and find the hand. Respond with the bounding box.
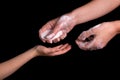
[76,22,118,50]
[35,43,71,56]
[39,14,76,43]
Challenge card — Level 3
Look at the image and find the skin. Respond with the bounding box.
[39,0,120,44]
[0,43,71,80]
[76,20,120,50]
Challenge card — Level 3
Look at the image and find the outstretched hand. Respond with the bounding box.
[36,43,71,56]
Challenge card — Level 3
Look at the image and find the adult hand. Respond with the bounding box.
[39,14,76,43]
[76,22,118,50]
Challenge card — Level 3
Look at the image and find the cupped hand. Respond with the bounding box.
[76,22,118,50]
[36,43,71,56]
[39,14,76,43]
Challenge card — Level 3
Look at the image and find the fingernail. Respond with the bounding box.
[49,40,52,44]
[57,38,60,42]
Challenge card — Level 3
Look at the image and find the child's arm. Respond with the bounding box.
[0,44,71,80]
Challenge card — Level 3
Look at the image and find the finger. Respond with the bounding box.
[52,38,60,43]
[47,43,69,54]
[39,23,52,36]
[77,31,87,41]
[79,39,96,51]
[78,29,94,41]
[48,44,64,52]
[39,28,51,43]
[39,18,58,33]
[40,29,52,43]
[51,43,69,52]
[76,38,97,51]
[60,32,67,40]
[49,44,71,56]
[48,30,63,43]
[52,30,66,43]
[53,44,64,49]
[46,23,62,39]
[46,39,52,44]
[88,36,105,50]
[58,43,69,50]
[39,25,50,34]
[85,39,97,50]
[39,32,46,42]
[75,40,89,50]
[41,30,62,43]
[39,19,59,42]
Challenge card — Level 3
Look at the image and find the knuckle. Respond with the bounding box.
[95,41,105,49]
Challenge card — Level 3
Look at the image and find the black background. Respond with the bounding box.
[0,0,120,80]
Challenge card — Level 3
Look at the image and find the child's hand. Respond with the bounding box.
[35,43,71,56]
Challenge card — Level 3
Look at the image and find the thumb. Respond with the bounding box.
[78,29,94,41]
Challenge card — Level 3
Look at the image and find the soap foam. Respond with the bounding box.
[41,29,51,39]
[41,29,63,43]
[92,24,101,29]
[51,31,63,40]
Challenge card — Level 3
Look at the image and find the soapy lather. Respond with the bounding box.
[41,29,63,43]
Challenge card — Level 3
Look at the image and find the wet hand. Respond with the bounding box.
[76,22,117,50]
[39,14,76,43]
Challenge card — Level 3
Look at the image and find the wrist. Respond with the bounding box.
[63,13,78,26]
[70,10,86,25]
[34,45,44,57]
[112,20,120,34]
[31,46,41,57]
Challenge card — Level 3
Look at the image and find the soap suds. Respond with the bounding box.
[58,15,72,28]
[41,29,51,39]
[51,31,63,40]
[41,29,63,43]
[92,24,101,29]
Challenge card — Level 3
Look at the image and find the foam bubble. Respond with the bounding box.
[51,31,63,40]
[41,29,51,39]
[41,29,63,43]
[93,24,101,29]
